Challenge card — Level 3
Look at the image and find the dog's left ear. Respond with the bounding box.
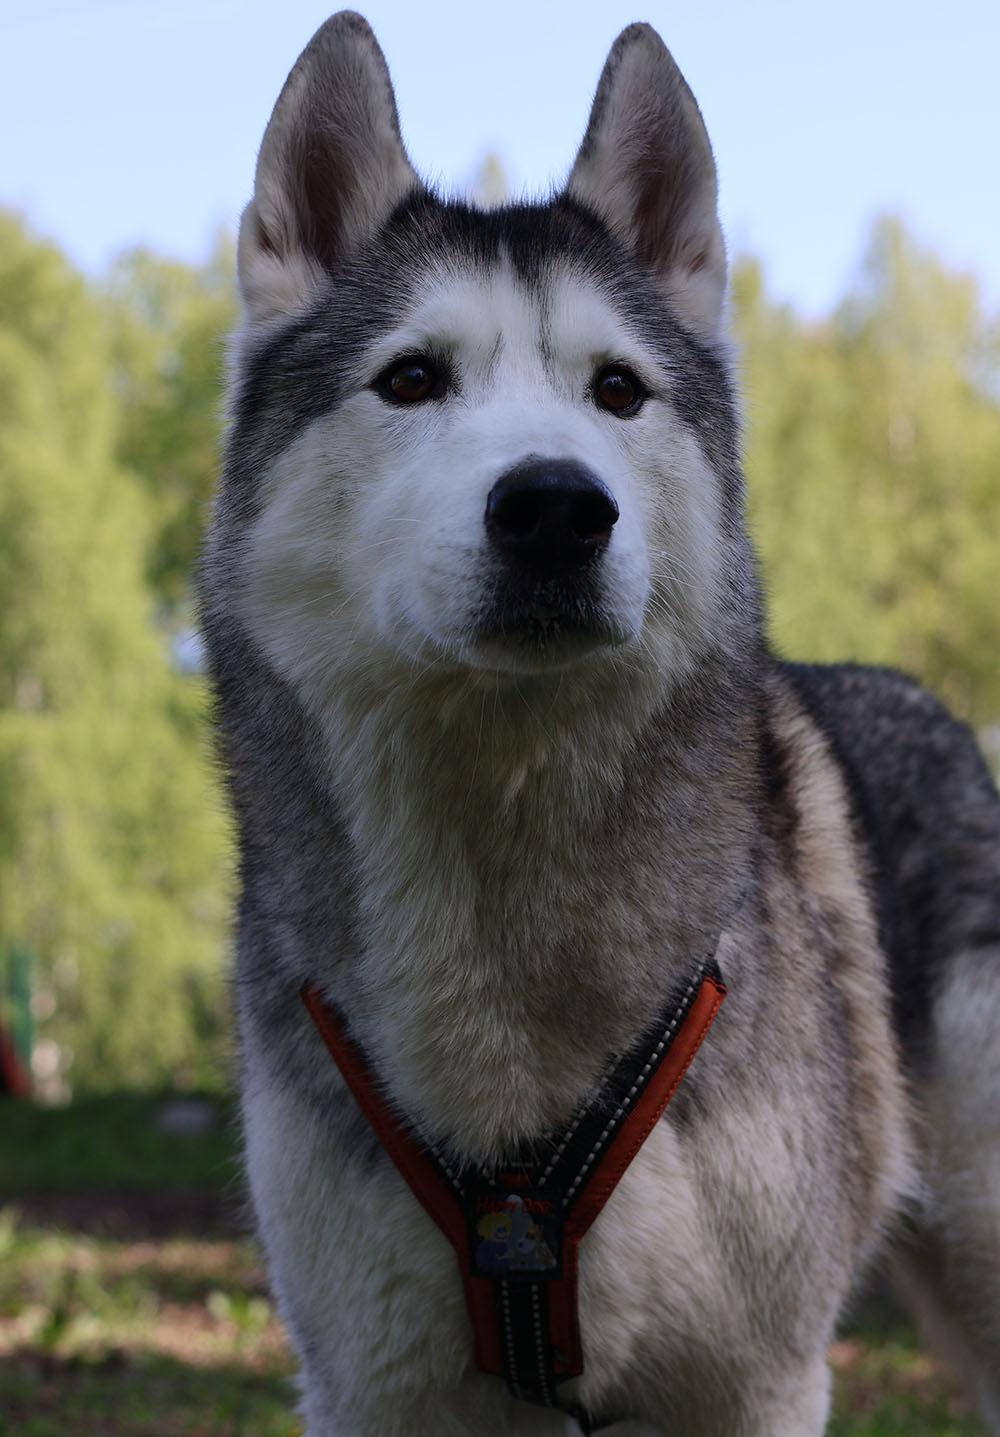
[238,12,421,324]
[567,24,725,341]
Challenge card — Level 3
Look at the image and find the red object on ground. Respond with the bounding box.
[0,1021,31,1097]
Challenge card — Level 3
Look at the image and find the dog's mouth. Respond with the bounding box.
[467,580,633,671]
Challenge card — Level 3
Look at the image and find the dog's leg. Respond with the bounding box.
[893,946,1000,1435]
[598,1358,831,1437]
[739,1356,832,1437]
[243,1070,575,1437]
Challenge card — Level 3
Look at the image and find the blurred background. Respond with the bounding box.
[0,2,997,1433]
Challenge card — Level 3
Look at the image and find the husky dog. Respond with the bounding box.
[200,12,1000,1435]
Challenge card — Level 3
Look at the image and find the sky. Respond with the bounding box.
[3,0,999,317]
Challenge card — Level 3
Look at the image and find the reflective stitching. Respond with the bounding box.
[499,1281,522,1401]
[529,1284,554,1405]
[560,959,708,1208]
[423,1138,464,1197]
[539,1103,590,1184]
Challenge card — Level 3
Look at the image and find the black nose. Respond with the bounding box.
[485,459,619,571]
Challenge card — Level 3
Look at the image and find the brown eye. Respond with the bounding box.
[594,365,644,416]
[379,357,439,404]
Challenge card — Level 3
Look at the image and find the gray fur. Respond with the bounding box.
[200,12,1000,1434]
[568,23,727,337]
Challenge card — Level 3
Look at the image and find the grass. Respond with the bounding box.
[0,1092,239,1192]
[0,1095,990,1434]
[0,1209,298,1437]
[828,1329,986,1436]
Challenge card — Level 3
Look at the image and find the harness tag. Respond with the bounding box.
[469,1186,562,1279]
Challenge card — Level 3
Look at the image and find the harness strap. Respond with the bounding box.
[301,960,726,1429]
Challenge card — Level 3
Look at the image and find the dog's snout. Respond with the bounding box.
[485,460,619,571]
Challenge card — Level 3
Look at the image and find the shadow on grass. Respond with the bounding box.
[0,1091,248,1241]
[4,1188,246,1241]
[1,1349,299,1437]
[0,1093,241,1197]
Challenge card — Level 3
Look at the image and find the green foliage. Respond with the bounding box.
[105,239,237,610]
[734,216,1000,725]
[0,214,232,1094]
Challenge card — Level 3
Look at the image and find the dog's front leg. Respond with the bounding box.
[243,1071,575,1436]
[631,1358,832,1437]
[740,1356,832,1437]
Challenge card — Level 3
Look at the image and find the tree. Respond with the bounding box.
[105,238,237,614]
[733,217,1000,727]
[0,213,231,1094]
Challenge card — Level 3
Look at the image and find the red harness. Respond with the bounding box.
[302,958,726,1431]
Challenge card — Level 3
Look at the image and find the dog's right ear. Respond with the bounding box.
[567,25,725,341]
[238,12,420,323]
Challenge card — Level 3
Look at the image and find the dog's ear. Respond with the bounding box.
[238,12,420,322]
[567,24,725,340]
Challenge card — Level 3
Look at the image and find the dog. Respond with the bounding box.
[199,12,1000,1434]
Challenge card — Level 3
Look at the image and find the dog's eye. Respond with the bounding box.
[377,357,440,405]
[594,365,645,416]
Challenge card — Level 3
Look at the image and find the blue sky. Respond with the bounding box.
[3,0,999,316]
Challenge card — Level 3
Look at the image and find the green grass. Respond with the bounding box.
[828,1327,986,1436]
[1,1355,297,1437]
[0,1093,239,1192]
[0,1208,298,1437]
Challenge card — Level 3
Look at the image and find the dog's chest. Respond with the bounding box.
[248,1063,818,1431]
[346,814,678,1162]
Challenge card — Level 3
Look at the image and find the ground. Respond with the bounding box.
[0,1095,988,1436]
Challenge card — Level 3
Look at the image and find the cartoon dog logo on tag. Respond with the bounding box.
[475,1209,516,1271]
[474,1194,557,1275]
[511,1211,556,1272]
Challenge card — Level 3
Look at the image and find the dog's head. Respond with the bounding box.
[221,13,750,709]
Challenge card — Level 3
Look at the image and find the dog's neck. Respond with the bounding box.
[313,650,757,1163]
